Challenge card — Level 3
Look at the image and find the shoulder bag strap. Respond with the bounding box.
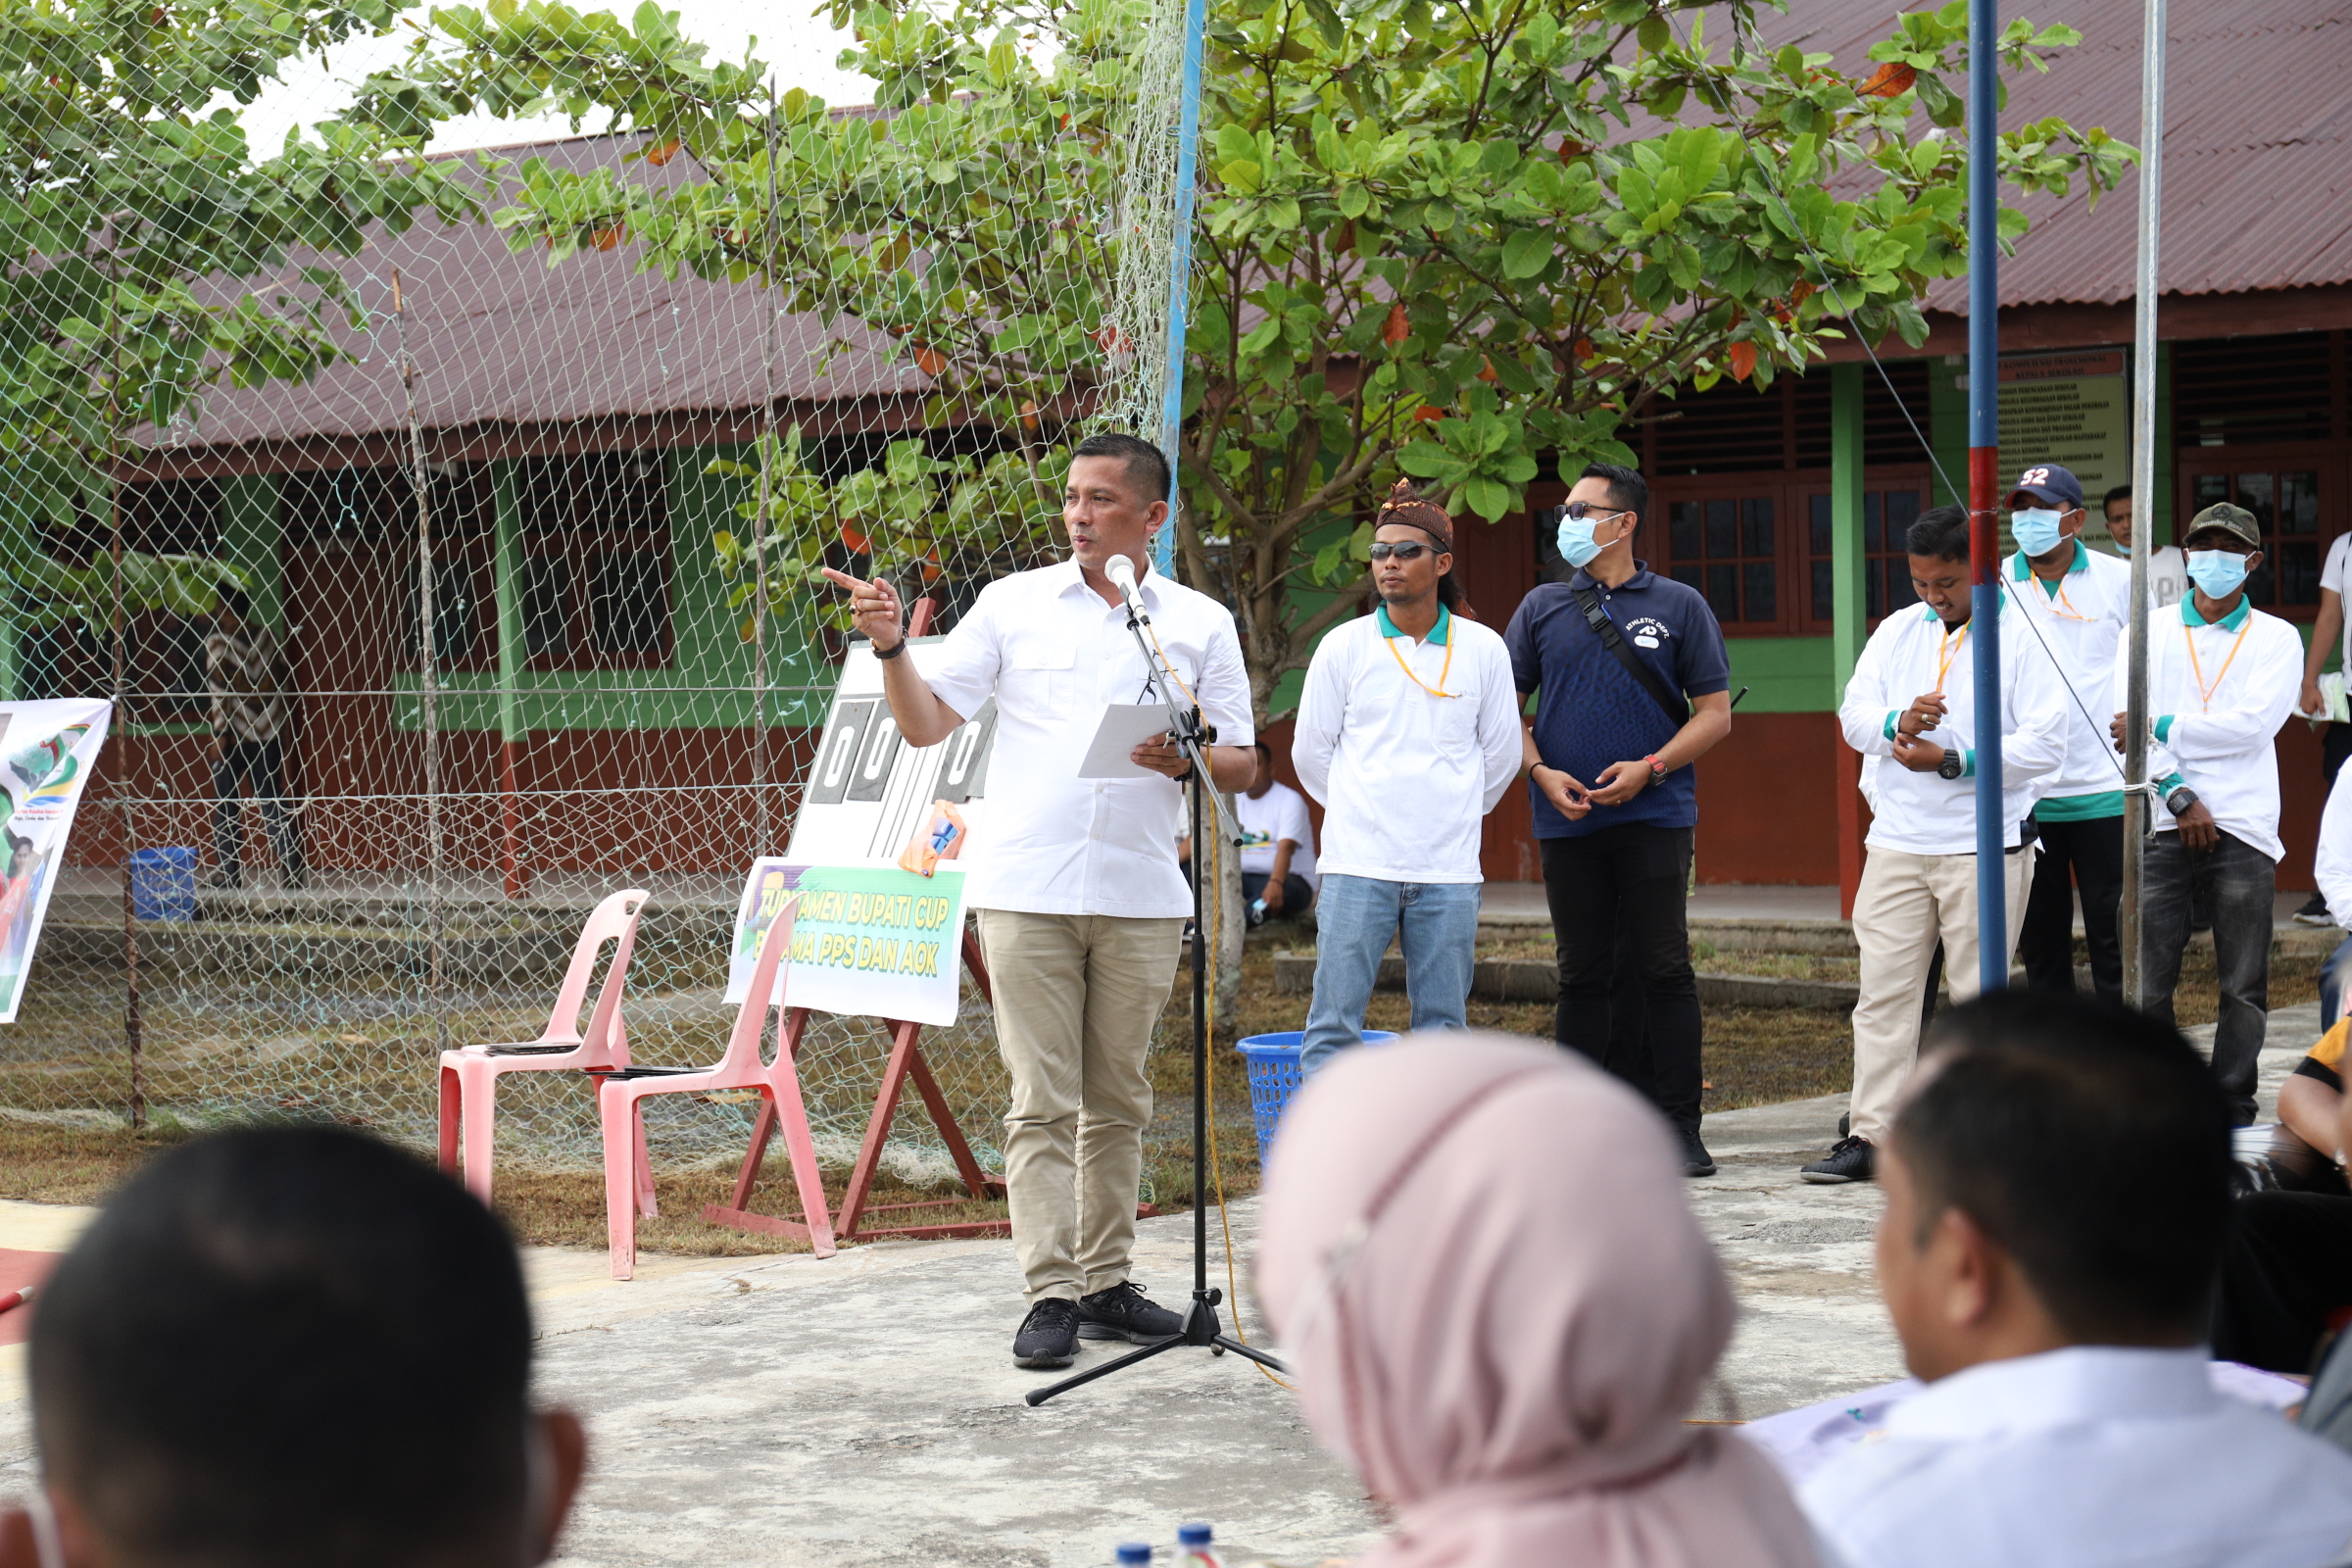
[1569,583,1690,727]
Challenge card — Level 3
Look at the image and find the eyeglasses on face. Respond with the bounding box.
[1562,501,1630,521]
[1367,541,1435,562]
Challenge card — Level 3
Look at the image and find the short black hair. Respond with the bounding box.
[215,584,253,622]
[1251,741,1272,761]
[1906,503,1971,563]
[1896,989,2235,1342]
[1579,461,1647,527]
[31,1125,537,1567]
[1071,432,1172,508]
[2102,483,2132,511]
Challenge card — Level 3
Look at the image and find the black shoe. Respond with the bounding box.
[1838,1112,1850,1140]
[1679,1122,1716,1178]
[1012,1298,1081,1368]
[1800,1136,1875,1185]
[2296,892,2335,927]
[1076,1279,1185,1344]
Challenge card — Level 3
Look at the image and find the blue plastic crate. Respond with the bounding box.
[1236,1030,1396,1163]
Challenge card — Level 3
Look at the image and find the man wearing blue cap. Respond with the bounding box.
[2006,464,2132,1003]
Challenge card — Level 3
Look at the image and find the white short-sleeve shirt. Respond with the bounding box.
[913,559,1253,918]
[2325,532,2352,670]
[1237,779,1317,891]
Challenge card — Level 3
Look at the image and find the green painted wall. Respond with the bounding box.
[391,445,838,732]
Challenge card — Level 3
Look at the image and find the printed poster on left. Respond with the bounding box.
[0,700,112,1022]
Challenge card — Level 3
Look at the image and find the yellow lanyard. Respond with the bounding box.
[1386,626,1457,698]
[2183,613,2253,711]
[1933,621,1969,694]
[2036,573,2098,622]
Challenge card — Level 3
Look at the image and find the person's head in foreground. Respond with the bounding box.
[1257,1034,1820,1568]
[1802,988,2352,1568]
[1905,504,1972,627]
[0,1125,586,1568]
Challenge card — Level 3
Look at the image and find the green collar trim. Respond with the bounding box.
[1376,602,1450,646]
[2012,538,2087,588]
[2180,594,2253,631]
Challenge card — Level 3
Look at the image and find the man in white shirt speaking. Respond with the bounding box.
[1803,505,2067,1185]
[1800,988,2352,1568]
[2110,502,2304,1126]
[825,433,1256,1372]
[1292,482,1520,1076]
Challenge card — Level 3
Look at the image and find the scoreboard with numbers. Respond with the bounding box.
[786,640,1000,866]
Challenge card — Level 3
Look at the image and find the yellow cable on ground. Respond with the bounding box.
[1200,784,1293,1392]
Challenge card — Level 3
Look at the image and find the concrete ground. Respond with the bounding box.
[0,1004,2326,1565]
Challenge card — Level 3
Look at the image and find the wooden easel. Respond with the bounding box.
[704,930,1012,1243]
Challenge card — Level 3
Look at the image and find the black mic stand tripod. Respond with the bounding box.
[1026,568,1289,1406]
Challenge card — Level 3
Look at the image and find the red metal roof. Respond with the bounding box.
[1732,0,2352,310]
[145,132,924,457]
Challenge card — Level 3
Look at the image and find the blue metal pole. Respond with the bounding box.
[1153,0,1209,576]
[1968,0,2006,991]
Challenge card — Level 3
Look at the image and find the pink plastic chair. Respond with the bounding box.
[599,892,836,1277]
[438,888,652,1209]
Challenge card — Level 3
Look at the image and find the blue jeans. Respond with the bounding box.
[1299,875,1482,1075]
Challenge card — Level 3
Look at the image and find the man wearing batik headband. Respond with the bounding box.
[1294,482,1521,1076]
[2110,502,2304,1125]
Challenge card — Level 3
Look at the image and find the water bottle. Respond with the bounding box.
[1116,1545,1152,1567]
[1174,1522,1220,1568]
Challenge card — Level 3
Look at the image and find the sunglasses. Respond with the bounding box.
[1562,501,1630,521]
[1368,541,1438,562]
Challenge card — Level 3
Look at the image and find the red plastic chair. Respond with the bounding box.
[598,892,836,1277]
[438,888,651,1208]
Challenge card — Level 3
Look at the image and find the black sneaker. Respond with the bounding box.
[1679,1122,1717,1178]
[2296,892,2335,927]
[1076,1279,1185,1344]
[1011,1298,1080,1368]
[1800,1136,1875,1185]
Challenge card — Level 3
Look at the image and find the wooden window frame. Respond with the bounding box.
[2174,442,2344,622]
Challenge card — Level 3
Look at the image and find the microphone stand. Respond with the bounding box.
[1026,564,1287,1406]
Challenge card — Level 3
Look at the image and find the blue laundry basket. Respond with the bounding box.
[129,847,198,922]
[1237,1030,1397,1163]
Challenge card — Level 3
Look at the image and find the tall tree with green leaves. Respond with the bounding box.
[0,0,478,631]
[405,0,2130,717]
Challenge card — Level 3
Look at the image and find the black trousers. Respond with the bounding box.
[1241,871,1314,914]
[2143,828,2276,1124]
[2018,813,2125,1004]
[2212,1192,2352,1374]
[213,738,303,880]
[2327,722,2352,790]
[1540,825,1701,1128]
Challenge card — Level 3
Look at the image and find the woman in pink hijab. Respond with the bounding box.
[1257,1034,1820,1568]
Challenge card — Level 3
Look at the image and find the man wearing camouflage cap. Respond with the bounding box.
[2110,503,2303,1123]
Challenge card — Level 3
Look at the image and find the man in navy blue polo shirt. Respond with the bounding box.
[1504,461,1733,1176]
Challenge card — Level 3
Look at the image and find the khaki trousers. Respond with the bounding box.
[1848,847,2034,1145]
[974,909,1184,1302]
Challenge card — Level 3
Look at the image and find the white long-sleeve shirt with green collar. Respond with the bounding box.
[2112,593,2304,862]
[1838,598,2070,857]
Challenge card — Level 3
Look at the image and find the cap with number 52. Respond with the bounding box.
[2005,464,2085,511]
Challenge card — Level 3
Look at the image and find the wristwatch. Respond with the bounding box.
[1644,754,1667,784]
[872,637,908,662]
[2167,785,2200,816]
[1936,751,1966,781]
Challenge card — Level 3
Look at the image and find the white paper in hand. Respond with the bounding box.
[1079,703,1181,778]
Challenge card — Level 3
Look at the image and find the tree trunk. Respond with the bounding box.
[1211,791,1245,1041]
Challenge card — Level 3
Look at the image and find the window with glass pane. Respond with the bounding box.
[2193,470,2322,608]
[1669,497,1777,625]
[1807,488,1922,625]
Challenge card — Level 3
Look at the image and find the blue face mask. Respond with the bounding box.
[2012,507,2065,558]
[2185,548,2251,600]
[1557,514,1602,568]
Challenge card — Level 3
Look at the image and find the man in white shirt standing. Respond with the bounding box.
[1236,742,1316,918]
[1800,988,2352,1568]
[2102,483,2186,609]
[1802,506,2067,1185]
[2111,502,2304,1126]
[2294,525,2352,925]
[825,433,1256,1371]
[1293,482,1520,1076]
[2005,464,2132,1004]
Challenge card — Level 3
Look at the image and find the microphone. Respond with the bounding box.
[1105,554,1141,602]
